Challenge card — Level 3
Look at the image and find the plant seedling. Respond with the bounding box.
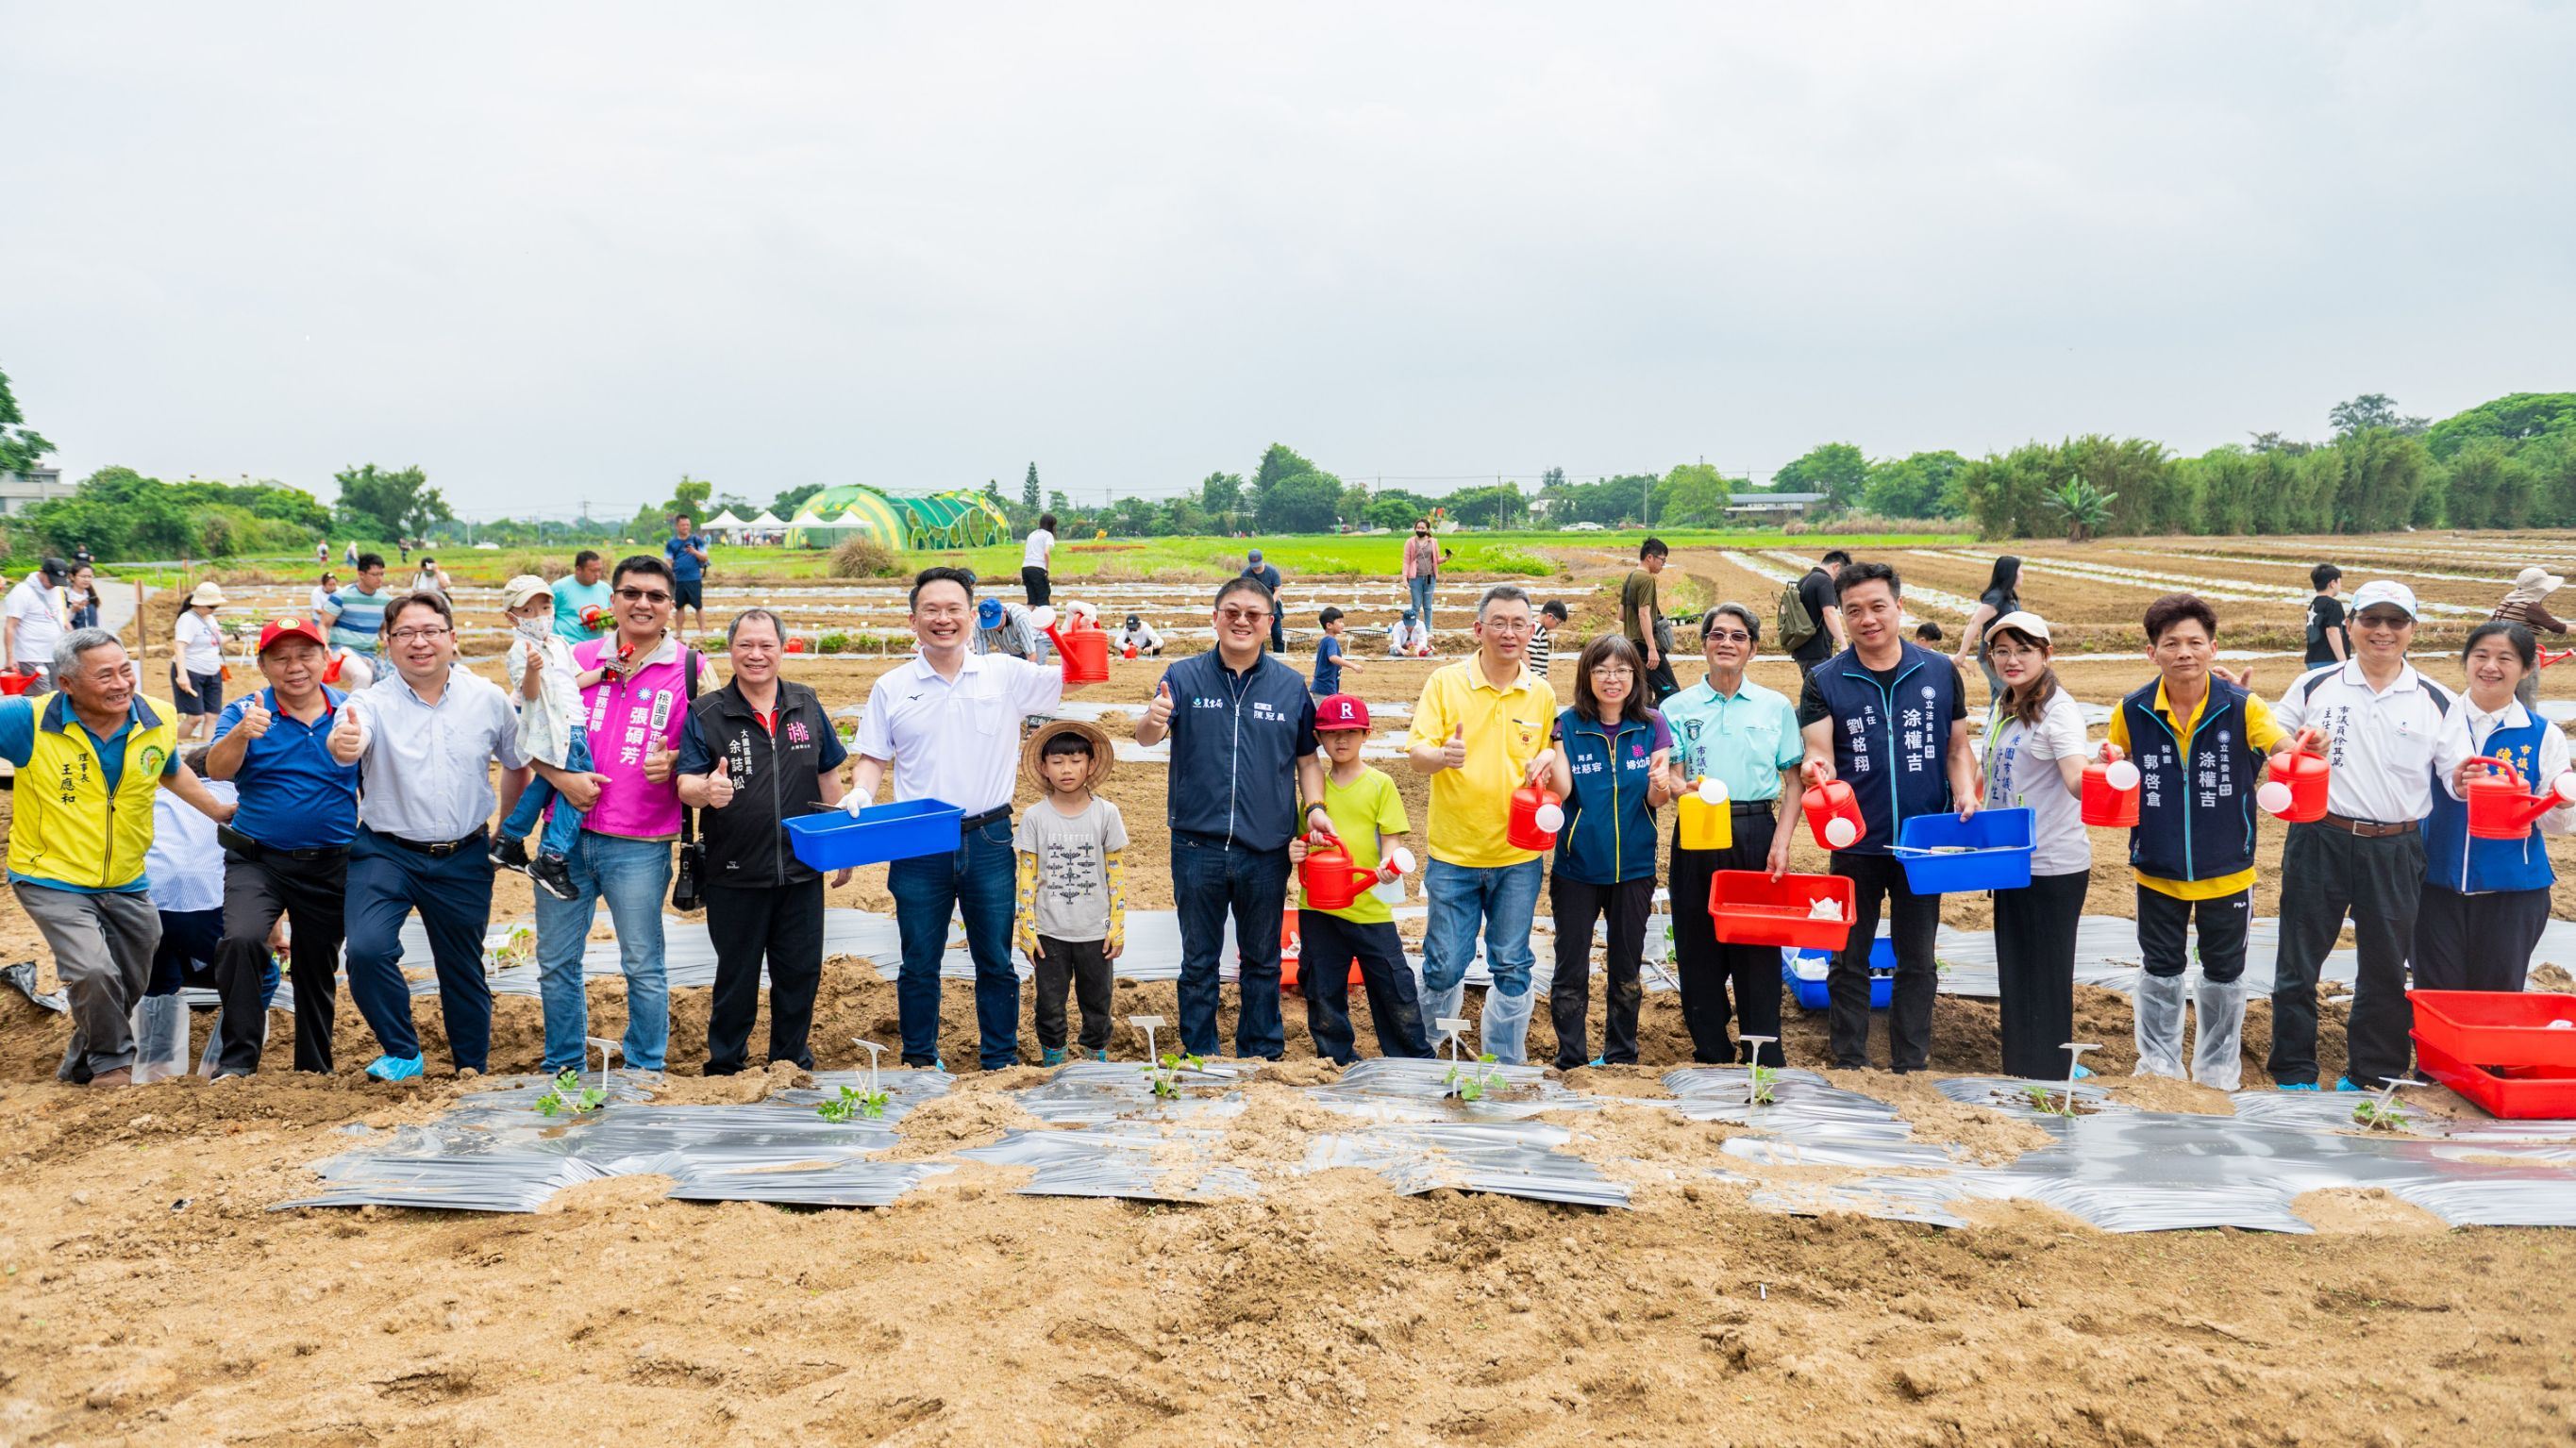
[1145,1051,1208,1099]
[851,1038,890,1118]
[1739,1036,1780,1106]
[1443,1052,1502,1103]
[533,1069,607,1118]
[2352,1076,2425,1132]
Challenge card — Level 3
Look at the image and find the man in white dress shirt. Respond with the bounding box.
[2268,580,2452,1092]
[331,592,531,1081]
[850,567,1068,1069]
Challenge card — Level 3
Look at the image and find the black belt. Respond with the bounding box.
[1730,800,1777,817]
[2317,813,2417,840]
[372,825,488,857]
[219,824,349,863]
[959,805,1011,832]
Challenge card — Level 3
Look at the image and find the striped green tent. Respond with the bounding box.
[792,484,1011,551]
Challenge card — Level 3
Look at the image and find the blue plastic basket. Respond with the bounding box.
[783,799,964,872]
[1781,937,1895,1010]
[1891,807,2033,893]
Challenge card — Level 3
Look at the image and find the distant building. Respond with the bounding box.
[0,467,66,517]
[1723,490,1826,522]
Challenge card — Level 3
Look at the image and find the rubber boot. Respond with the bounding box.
[2132,972,2187,1079]
[2191,977,2245,1091]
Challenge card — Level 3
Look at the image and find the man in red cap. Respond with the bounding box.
[204,616,364,1074]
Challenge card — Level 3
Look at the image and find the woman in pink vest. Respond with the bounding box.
[529,555,702,1076]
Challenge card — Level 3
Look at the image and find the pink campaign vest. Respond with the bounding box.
[567,637,694,841]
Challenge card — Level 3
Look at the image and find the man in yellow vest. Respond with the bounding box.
[4,627,235,1086]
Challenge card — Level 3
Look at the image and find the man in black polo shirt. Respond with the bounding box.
[1134,575,1331,1059]
[1787,550,1849,687]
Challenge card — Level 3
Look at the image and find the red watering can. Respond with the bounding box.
[2255,751,2330,823]
[1298,835,1382,910]
[2466,759,2576,839]
[1035,606,1109,685]
[1507,785,1565,852]
[1123,642,1138,660]
[2082,757,2141,827]
[1801,779,1864,850]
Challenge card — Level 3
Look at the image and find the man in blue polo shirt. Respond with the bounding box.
[665,515,711,639]
[205,616,364,1074]
[1134,575,1331,1058]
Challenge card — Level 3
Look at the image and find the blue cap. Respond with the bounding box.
[978,598,1004,628]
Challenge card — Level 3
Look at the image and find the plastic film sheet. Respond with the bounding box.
[1305,1121,1630,1209]
[1010,1058,1254,1124]
[959,1123,1257,1202]
[1301,1056,1596,1122]
[1659,1066,1917,1140]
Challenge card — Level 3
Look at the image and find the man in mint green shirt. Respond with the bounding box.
[1658,603,1804,1066]
[549,550,613,646]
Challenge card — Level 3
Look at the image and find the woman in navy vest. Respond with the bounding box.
[2420,622,2571,990]
[1539,635,1675,1070]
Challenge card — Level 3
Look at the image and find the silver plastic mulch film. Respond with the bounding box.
[1305,1120,1631,1209]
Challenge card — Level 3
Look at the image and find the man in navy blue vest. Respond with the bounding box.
[1795,561,1979,1073]
[1135,575,1330,1058]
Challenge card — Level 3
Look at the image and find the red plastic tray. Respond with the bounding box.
[2409,990,2576,1069]
[2413,1031,2576,1120]
[1708,871,1857,952]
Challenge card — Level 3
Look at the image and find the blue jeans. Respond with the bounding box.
[500,724,590,859]
[534,830,673,1073]
[1418,857,1544,1064]
[1408,574,1436,628]
[1172,833,1291,1058]
[886,814,1019,1068]
[344,828,496,1070]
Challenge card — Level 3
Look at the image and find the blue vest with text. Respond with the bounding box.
[2423,712,2554,895]
[1809,643,1958,857]
[2121,678,2265,882]
[1552,707,1664,885]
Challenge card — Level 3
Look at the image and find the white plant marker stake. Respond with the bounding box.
[1129,1015,1164,1067]
[2369,1075,2426,1126]
[584,1037,621,1098]
[2059,1042,2100,1116]
[1435,1016,1471,1065]
[855,1039,885,1096]
[1738,1036,1778,1107]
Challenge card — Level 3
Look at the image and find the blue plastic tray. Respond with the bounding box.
[784,799,963,871]
[1781,937,1895,1010]
[1891,807,2033,892]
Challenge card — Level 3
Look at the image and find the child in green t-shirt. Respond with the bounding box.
[1287,693,1433,1061]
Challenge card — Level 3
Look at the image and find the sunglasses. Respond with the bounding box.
[616,587,673,604]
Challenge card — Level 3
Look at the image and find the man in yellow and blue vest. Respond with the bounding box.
[5,627,236,1086]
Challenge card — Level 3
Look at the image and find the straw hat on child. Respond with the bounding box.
[1021,717,1116,795]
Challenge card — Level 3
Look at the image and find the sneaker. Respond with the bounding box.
[1040,1047,1066,1066]
[1089,1050,1108,1062]
[2278,1081,2318,1092]
[2333,1075,2362,1092]
[489,835,532,873]
[365,1054,425,1082]
[528,854,578,902]
[2071,1064,2095,1080]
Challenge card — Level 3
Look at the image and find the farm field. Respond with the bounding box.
[8,529,2576,1443]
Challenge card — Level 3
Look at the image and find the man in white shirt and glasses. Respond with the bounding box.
[331,591,532,1082]
[850,567,1073,1070]
[2268,580,2451,1092]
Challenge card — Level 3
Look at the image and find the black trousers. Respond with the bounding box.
[1670,813,1786,1065]
[1993,870,2089,1079]
[2134,886,2250,982]
[1034,934,1114,1053]
[1298,909,1431,1063]
[216,848,348,1075]
[1548,874,1653,1069]
[703,876,826,1074]
[1829,851,1942,1072]
[1021,566,1050,607]
[2271,823,2425,1090]
[2414,883,2551,993]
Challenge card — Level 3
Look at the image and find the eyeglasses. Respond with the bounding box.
[1480,619,1531,634]
[2355,611,2411,628]
[1704,629,1752,644]
[1217,607,1272,624]
[615,588,672,604]
[1592,665,1635,680]
[388,626,451,643]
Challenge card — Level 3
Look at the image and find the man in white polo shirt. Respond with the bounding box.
[850,566,1069,1070]
[2268,579,2452,1092]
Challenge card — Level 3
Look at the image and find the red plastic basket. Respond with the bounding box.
[2413,1031,2576,1120]
[1708,871,1857,952]
[2410,990,2576,1069]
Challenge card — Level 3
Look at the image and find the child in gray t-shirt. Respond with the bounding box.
[1013,724,1128,1065]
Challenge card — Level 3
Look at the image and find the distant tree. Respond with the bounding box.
[1339,481,1375,527]
[1769,442,1869,508]
[2043,475,2118,542]
[2330,393,2430,439]
[1023,463,1042,515]
[1252,443,1318,497]
[1256,471,1345,533]
[1199,470,1243,524]
[772,483,826,517]
[1164,497,1209,535]
[1440,484,1528,529]
[1859,450,1967,519]
[2425,392,2576,460]
[660,475,713,523]
[1541,465,1566,491]
[1649,464,1732,527]
[0,367,53,475]
[711,493,756,516]
[1108,497,1161,536]
[1363,494,1424,532]
[2246,431,2312,456]
[2439,441,2536,529]
[1047,490,1068,517]
[336,463,452,540]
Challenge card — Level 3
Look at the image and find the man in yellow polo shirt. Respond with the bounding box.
[2101,594,2314,1090]
[4,628,235,1087]
[1407,584,1558,1063]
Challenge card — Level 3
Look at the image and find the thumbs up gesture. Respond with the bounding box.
[642,735,675,784]
[1145,679,1175,731]
[703,757,734,809]
[327,701,364,763]
[1440,724,1467,772]
[236,695,274,741]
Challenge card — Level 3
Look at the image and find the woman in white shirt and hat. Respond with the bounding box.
[172,581,229,742]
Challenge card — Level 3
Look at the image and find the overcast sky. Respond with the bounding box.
[4,2,2569,517]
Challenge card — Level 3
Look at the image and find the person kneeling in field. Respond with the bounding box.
[1288,694,1430,1063]
[1013,722,1128,1066]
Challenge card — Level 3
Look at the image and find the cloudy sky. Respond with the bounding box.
[4,2,2568,517]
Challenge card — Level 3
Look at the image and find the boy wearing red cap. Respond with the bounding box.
[1287,693,1432,1061]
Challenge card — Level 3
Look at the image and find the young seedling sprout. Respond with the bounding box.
[856,1039,889,1119]
[1739,1036,1779,1107]
[1432,1018,1501,1102]
[2353,1076,2425,1132]
[1128,1015,1202,1100]
[2047,1042,2102,1118]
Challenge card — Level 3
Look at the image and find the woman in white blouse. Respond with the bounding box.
[2419,621,2573,992]
[1976,610,2096,1081]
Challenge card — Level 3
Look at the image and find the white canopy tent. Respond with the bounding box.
[699,508,747,532]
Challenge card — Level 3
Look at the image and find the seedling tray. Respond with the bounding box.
[1781,937,1896,1011]
[2412,1031,2576,1120]
[785,799,962,871]
[1890,808,2032,893]
[1708,871,1856,952]
[2409,990,2576,1069]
